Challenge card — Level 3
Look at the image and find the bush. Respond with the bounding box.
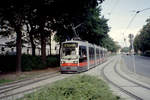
[20,75,120,100]
[0,55,16,72]
[46,55,59,67]
[0,54,60,72]
[22,54,45,71]
[22,55,60,71]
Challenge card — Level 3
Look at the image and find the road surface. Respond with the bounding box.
[122,54,150,78]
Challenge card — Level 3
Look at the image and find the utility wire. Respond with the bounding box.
[123,7,150,47]
[108,0,120,17]
[107,0,120,20]
[125,13,138,33]
[138,8,150,13]
[122,12,138,47]
[126,7,150,33]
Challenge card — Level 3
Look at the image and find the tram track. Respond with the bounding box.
[0,71,64,100]
[101,56,144,100]
[0,71,60,91]
[0,72,60,94]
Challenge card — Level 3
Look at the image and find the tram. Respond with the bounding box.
[60,39,107,73]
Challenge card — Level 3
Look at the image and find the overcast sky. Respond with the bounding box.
[101,0,150,47]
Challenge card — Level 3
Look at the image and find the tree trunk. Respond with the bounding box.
[29,32,36,56]
[26,23,36,56]
[15,26,22,73]
[49,35,51,56]
[59,41,62,57]
[39,17,46,66]
[41,32,46,65]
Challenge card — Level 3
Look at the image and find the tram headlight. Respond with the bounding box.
[60,61,65,64]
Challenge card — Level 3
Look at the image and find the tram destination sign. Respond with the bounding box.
[63,43,78,48]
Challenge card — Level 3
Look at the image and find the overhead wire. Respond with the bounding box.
[108,0,120,19]
[123,7,150,47]
[123,12,138,47]
[105,0,120,20]
[139,8,150,12]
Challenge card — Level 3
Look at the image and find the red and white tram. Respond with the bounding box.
[60,39,107,73]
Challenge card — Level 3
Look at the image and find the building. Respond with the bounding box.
[0,33,60,55]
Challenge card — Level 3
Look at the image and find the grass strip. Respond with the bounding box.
[19,75,120,100]
[0,79,13,84]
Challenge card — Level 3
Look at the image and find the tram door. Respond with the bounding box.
[89,47,95,67]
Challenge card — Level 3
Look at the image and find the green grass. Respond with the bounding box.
[0,79,13,84]
[19,75,120,100]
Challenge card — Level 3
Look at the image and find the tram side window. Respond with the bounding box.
[79,46,87,58]
[79,46,87,62]
[100,50,103,58]
[96,49,99,59]
[89,47,94,60]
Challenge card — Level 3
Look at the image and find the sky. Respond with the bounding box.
[101,0,150,47]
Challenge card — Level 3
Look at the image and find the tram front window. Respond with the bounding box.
[62,43,78,59]
[63,48,76,56]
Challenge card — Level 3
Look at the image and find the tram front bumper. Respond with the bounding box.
[60,66,78,72]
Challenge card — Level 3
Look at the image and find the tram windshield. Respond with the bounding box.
[61,43,78,59]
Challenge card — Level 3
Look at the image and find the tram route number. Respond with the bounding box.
[63,43,77,48]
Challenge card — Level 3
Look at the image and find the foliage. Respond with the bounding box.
[101,36,120,52]
[121,47,130,53]
[46,55,59,67]
[20,75,120,100]
[21,55,44,71]
[78,9,110,45]
[0,79,13,84]
[22,55,59,71]
[0,55,16,72]
[0,54,59,72]
[53,1,119,53]
[133,34,141,53]
[134,18,150,55]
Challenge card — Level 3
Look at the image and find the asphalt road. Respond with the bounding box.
[122,54,150,78]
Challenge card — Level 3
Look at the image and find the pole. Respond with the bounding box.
[132,37,136,75]
[129,34,136,75]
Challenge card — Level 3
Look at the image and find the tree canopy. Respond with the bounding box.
[134,18,150,55]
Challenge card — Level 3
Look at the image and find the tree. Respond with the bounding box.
[101,35,120,52]
[53,1,108,45]
[77,8,110,45]
[133,34,141,53]
[134,18,150,54]
[0,0,31,72]
[121,47,130,53]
